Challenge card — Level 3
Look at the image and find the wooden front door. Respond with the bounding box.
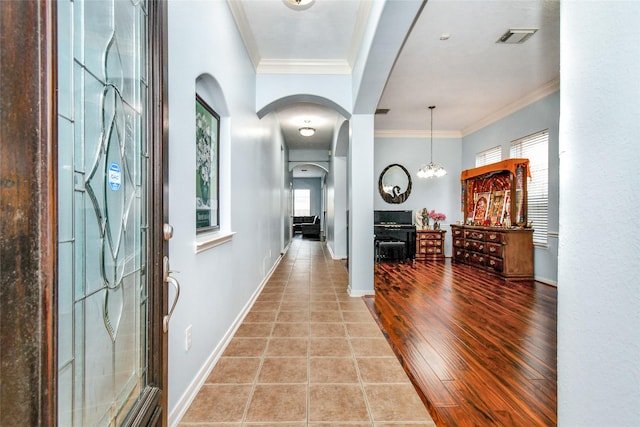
[0,0,168,425]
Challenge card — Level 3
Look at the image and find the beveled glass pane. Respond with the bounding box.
[73,188,86,300]
[81,0,113,78]
[73,61,85,172]
[58,118,74,241]
[58,241,74,365]
[57,0,73,119]
[58,363,74,426]
[59,0,150,425]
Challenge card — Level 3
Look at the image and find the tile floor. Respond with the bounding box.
[179,237,435,426]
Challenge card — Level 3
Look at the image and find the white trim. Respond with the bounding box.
[462,78,560,136]
[374,129,462,139]
[535,276,558,287]
[194,231,236,254]
[348,285,374,297]
[325,243,347,260]
[375,80,560,140]
[226,0,261,70]
[346,0,373,69]
[168,250,285,426]
[326,243,336,259]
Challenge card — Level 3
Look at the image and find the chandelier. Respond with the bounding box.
[417,106,447,179]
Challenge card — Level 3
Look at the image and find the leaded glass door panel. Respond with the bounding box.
[57,0,165,425]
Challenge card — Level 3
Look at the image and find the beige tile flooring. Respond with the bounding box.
[180,237,435,426]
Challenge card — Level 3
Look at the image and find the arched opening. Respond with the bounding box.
[258,95,349,252]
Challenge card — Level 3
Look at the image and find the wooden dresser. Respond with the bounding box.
[415,230,446,261]
[451,225,533,279]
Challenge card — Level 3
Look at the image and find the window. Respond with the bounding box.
[510,130,549,245]
[293,189,311,216]
[475,146,502,167]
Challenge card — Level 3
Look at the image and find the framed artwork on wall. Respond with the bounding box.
[195,94,220,233]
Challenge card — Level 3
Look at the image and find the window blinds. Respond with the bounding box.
[510,130,549,245]
[475,146,502,167]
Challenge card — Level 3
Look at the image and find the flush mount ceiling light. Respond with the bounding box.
[299,119,315,137]
[497,28,538,44]
[417,106,447,179]
[283,0,315,10]
[299,127,316,137]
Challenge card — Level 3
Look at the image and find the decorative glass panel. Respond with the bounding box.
[57,0,150,425]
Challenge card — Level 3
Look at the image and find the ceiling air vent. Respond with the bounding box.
[497,28,538,44]
[375,108,390,115]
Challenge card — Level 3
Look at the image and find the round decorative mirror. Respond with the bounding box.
[378,163,412,204]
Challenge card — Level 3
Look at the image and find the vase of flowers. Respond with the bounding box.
[429,210,446,230]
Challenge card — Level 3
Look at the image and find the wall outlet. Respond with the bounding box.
[185,325,192,351]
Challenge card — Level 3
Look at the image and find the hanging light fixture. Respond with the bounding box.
[417,105,447,179]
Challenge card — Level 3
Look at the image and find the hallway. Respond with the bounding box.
[179,237,435,426]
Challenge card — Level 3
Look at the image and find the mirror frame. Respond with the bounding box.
[378,163,412,204]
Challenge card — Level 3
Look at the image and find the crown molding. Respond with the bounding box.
[346,0,373,69]
[227,0,261,70]
[375,129,462,139]
[461,77,560,136]
[257,59,352,75]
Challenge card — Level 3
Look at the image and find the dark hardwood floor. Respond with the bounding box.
[365,258,557,426]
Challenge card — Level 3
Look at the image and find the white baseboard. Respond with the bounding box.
[168,251,285,426]
[535,276,558,287]
[347,285,374,298]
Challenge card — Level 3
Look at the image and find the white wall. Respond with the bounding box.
[326,119,349,259]
[327,155,348,259]
[167,1,284,423]
[348,115,375,296]
[374,136,463,256]
[462,92,560,284]
[558,3,640,426]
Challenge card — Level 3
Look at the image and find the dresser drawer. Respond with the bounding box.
[419,246,443,255]
[419,239,441,247]
[487,256,504,272]
[465,240,485,253]
[453,237,464,247]
[421,232,441,240]
[465,230,486,241]
[451,227,464,238]
[469,252,487,266]
[486,242,503,257]
[427,246,442,254]
[486,231,503,243]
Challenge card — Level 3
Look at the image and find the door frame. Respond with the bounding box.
[0,0,57,424]
[132,0,171,425]
[0,0,169,425]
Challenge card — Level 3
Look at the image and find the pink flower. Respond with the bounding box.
[428,210,446,222]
